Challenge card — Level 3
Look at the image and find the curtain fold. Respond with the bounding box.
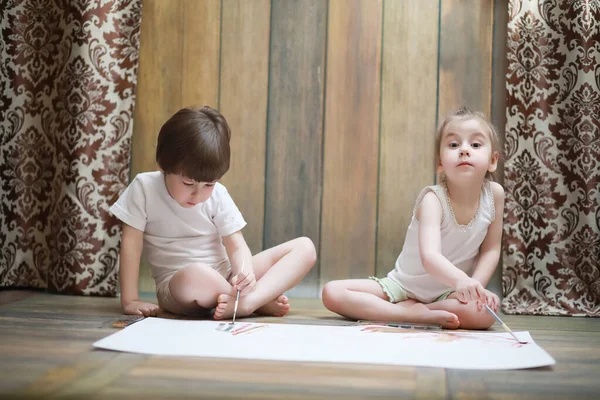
[503,0,600,316]
[0,0,142,295]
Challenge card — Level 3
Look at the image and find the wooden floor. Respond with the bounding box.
[0,290,599,400]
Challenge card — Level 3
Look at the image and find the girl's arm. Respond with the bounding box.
[471,182,505,286]
[417,192,487,303]
[221,230,255,295]
[119,224,158,316]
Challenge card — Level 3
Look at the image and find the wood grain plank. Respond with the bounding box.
[0,290,39,306]
[447,362,600,400]
[181,0,221,108]
[376,0,440,278]
[416,367,447,400]
[218,0,271,254]
[438,0,494,119]
[21,353,146,399]
[0,359,52,393]
[131,0,184,177]
[130,0,184,292]
[117,358,417,399]
[264,0,327,297]
[320,0,382,286]
[103,378,414,400]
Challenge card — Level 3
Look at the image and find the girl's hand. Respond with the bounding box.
[477,289,499,311]
[231,269,256,296]
[123,300,159,317]
[455,278,487,304]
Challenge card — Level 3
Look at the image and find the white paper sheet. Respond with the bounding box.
[93,318,555,370]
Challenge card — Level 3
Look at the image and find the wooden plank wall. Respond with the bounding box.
[320,0,382,286]
[130,0,500,296]
[376,1,439,278]
[219,0,271,254]
[264,0,327,297]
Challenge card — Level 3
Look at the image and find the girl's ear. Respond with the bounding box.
[488,151,499,172]
[437,158,444,174]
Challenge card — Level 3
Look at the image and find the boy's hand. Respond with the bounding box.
[476,289,499,311]
[231,269,256,296]
[455,277,487,304]
[123,300,159,317]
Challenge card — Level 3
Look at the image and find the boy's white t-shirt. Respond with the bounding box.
[387,181,496,303]
[109,171,247,284]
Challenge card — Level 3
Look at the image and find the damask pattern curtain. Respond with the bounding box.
[0,1,142,295]
[503,1,599,316]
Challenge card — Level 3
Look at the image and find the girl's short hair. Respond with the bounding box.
[156,106,231,182]
[435,107,502,182]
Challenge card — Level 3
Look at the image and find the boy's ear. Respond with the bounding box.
[488,151,499,172]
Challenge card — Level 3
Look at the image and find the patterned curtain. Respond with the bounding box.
[0,1,142,296]
[503,1,600,316]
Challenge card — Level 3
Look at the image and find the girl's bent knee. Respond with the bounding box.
[480,310,496,329]
[321,281,342,312]
[459,304,497,330]
[474,305,496,329]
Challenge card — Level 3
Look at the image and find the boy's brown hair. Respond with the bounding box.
[435,107,502,182]
[156,106,231,182]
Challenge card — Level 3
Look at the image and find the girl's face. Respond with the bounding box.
[438,118,498,184]
[163,173,216,208]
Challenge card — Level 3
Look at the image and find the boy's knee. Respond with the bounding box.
[173,264,215,288]
[297,236,317,266]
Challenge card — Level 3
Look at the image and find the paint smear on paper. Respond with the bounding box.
[215,323,267,336]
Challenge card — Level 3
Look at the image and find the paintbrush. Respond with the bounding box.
[484,304,527,344]
[231,260,245,325]
[357,320,442,331]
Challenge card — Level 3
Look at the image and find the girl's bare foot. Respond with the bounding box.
[213,293,253,320]
[255,295,290,317]
[400,300,460,329]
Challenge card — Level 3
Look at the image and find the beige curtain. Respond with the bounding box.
[0,1,142,295]
[503,1,600,315]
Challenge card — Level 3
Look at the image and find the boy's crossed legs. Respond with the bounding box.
[322,279,495,329]
[165,237,316,319]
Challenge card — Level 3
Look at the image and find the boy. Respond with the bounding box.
[111,106,316,318]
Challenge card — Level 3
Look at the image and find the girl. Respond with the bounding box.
[322,107,504,329]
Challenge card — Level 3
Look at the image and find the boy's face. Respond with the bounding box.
[438,118,498,183]
[163,174,216,208]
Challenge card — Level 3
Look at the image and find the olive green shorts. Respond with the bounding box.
[369,276,453,304]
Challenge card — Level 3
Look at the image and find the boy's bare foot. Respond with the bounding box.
[213,293,253,320]
[255,295,290,317]
[400,300,460,329]
[213,293,292,320]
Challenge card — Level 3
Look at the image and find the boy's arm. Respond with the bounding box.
[119,224,158,316]
[221,230,255,294]
[417,192,486,302]
[471,182,505,286]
